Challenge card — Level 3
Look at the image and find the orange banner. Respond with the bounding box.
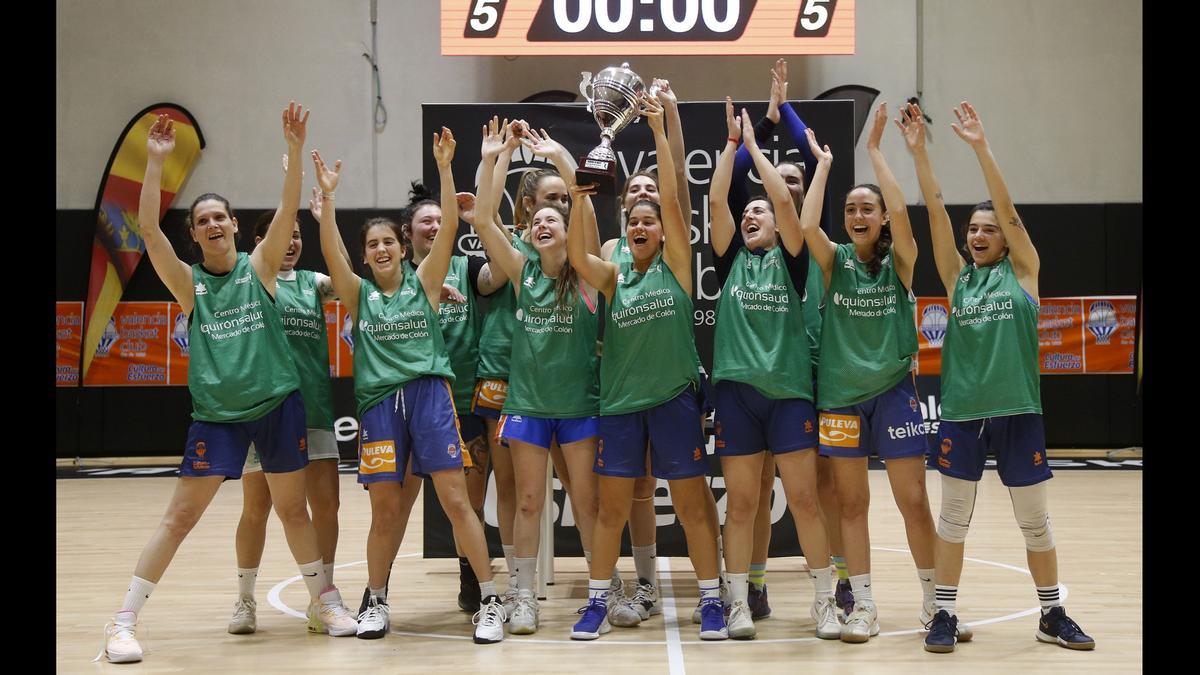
[56,302,84,386]
[914,295,1136,376]
[915,297,950,376]
[1083,297,1138,373]
[82,302,172,385]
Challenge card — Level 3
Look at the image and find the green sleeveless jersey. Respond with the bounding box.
[601,253,699,414]
[817,244,918,409]
[188,253,299,422]
[475,233,536,381]
[351,265,454,417]
[941,256,1042,420]
[275,269,334,429]
[438,256,481,413]
[712,246,812,401]
[802,260,825,368]
[503,258,600,417]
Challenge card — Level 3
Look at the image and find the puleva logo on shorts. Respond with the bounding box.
[819,413,860,447]
[919,304,948,347]
[359,441,397,474]
[447,443,459,459]
[1086,301,1118,345]
[476,381,507,409]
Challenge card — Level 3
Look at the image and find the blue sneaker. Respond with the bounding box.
[1035,607,1095,650]
[570,598,611,641]
[747,584,771,620]
[698,598,729,640]
[923,610,958,653]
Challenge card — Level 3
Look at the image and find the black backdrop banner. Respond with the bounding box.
[419,100,855,558]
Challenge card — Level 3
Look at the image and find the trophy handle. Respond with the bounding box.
[579,71,594,113]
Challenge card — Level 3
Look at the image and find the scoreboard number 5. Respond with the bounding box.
[795,0,836,37]
[465,0,508,37]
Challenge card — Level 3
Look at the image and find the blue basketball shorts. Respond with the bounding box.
[597,385,709,480]
[930,414,1053,487]
[181,389,308,479]
[818,375,929,460]
[714,380,819,457]
[357,376,469,485]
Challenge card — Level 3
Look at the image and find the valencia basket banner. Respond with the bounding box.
[81,104,204,379]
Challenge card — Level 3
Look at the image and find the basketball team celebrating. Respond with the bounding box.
[100,60,1095,663]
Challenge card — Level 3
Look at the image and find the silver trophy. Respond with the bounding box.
[576,62,660,194]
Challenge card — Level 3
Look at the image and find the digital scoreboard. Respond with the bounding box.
[441,0,855,55]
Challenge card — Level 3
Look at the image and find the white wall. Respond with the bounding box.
[57,0,1141,209]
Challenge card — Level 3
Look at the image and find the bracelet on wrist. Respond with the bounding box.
[726,136,739,144]
[321,192,335,201]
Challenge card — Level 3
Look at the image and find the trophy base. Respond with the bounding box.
[576,156,618,195]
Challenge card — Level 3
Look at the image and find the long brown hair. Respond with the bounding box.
[514,168,560,227]
[532,202,580,314]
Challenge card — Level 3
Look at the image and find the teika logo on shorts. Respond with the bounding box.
[819,413,861,447]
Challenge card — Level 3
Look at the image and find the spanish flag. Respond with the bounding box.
[81,104,204,378]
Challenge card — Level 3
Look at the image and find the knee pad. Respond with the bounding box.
[936,475,978,544]
[1009,483,1055,552]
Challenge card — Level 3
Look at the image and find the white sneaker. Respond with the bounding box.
[99,617,143,663]
[308,589,358,637]
[356,595,390,639]
[631,578,661,620]
[473,596,507,643]
[501,585,519,621]
[840,601,880,643]
[727,600,756,640]
[811,596,841,640]
[921,598,973,642]
[606,590,643,628]
[227,596,256,635]
[508,591,539,635]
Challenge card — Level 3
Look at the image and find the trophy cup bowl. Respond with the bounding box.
[576,62,660,195]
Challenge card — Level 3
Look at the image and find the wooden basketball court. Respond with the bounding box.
[56,468,1140,673]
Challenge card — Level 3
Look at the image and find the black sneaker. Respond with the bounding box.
[457,558,480,613]
[1036,606,1095,650]
[923,610,958,653]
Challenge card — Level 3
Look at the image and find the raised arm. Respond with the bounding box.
[951,101,1040,286]
[729,60,785,229]
[709,97,741,257]
[897,102,963,296]
[743,109,805,257]
[865,102,918,288]
[654,79,692,227]
[137,115,195,312]
[311,150,362,319]
[417,127,461,308]
[474,117,527,288]
[308,184,354,272]
[567,183,618,298]
[520,124,600,257]
[800,128,837,276]
[251,102,308,293]
[642,95,692,294]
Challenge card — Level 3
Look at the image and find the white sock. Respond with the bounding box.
[369,586,387,602]
[849,573,873,604]
[810,565,834,600]
[119,575,156,619]
[588,578,610,601]
[298,559,329,600]
[935,585,957,616]
[324,562,335,587]
[727,572,749,604]
[502,544,516,576]
[479,580,497,601]
[1037,584,1061,612]
[918,567,936,602]
[632,544,657,584]
[698,578,721,602]
[236,567,258,599]
[514,556,537,594]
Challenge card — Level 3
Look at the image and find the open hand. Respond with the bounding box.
[805,128,832,164]
[950,101,987,148]
[866,101,888,150]
[457,192,477,226]
[146,114,175,160]
[311,149,342,194]
[640,93,665,133]
[433,127,456,166]
[895,102,927,151]
[283,101,309,149]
